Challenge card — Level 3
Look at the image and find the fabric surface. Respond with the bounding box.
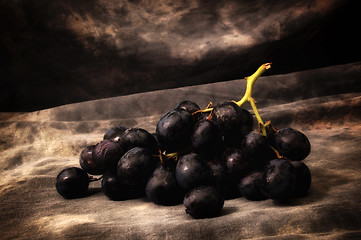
[1,62,361,239]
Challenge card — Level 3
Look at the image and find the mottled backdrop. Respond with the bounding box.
[0,0,359,111]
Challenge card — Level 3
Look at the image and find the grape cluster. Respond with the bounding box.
[56,63,312,219]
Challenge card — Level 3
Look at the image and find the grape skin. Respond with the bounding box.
[79,145,104,175]
[117,147,156,190]
[56,167,89,199]
[261,158,297,200]
[211,101,253,147]
[145,165,184,206]
[222,148,249,181]
[273,128,311,161]
[183,186,224,219]
[175,100,200,115]
[102,170,142,201]
[238,171,268,201]
[93,140,125,172]
[175,153,212,192]
[103,126,127,142]
[156,109,194,153]
[121,128,158,153]
[191,119,223,158]
[242,131,276,170]
[291,161,312,197]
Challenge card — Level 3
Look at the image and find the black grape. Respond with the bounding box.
[242,131,277,170]
[191,119,223,158]
[102,170,142,201]
[207,159,240,199]
[272,128,311,161]
[175,100,200,114]
[291,161,312,197]
[103,126,127,142]
[156,109,194,153]
[175,153,212,191]
[121,128,158,153]
[211,101,253,147]
[222,148,249,181]
[56,167,89,199]
[93,140,125,171]
[117,147,156,190]
[260,158,297,200]
[183,186,224,219]
[238,171,268,201]
[145,165,184,206]
[79,145,104,175]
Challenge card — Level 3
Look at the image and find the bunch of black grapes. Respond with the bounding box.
[56,99,312,219]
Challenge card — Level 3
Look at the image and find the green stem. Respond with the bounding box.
[236,63,271,136]
[192,63,271,136]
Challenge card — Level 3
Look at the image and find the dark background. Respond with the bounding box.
[0,0,360,112]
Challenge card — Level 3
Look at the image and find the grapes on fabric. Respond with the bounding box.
[55,63,312,219]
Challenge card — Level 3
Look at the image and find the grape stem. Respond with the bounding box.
[89,175,103,182]
[192,63,272,136]
[235,63,272,136]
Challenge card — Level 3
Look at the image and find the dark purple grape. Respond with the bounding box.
[56,167,89,199]
[272,128,311,161]
[265,124,278,146]
[191,119,223,158]
[207,159,239,199]
[175,100,200,114]
[103,126,127,142]
[117,147,156,189]
[261,158,297,200]
[102,171,142,201]
[79,145,104,175]
[175,153,212,191]
[121,128,158,153]
[242,131,277,170]
[183,186,224,219]
[222,148,249,181]
[291,161,312,197]
[93,140,125,171]
[156,109,193,153]
[238,171,268,201]
[145,165,184,206]
[211,101,253,147]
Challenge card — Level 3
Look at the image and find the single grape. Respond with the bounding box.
[117,147,156,189]
[222,148,249,181]
[291,161,312,197]
[207,159,239,199]
[272,128,311,161]
[93,140,125,171]
[55,167,89,199]
[79,145,104,175]
[191,119,223,159]
[175,100,200,114]
[145,165,184,206]
[242,131,276,170]
[211,101,253,147]
[183,186,224,219]
[103,126,127,142]
[260,158,297,200]
[121,128,158,153]
[238,171,268,201]
[102,170,142,201]
[175,153,212,191]
[156,109,194,153]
